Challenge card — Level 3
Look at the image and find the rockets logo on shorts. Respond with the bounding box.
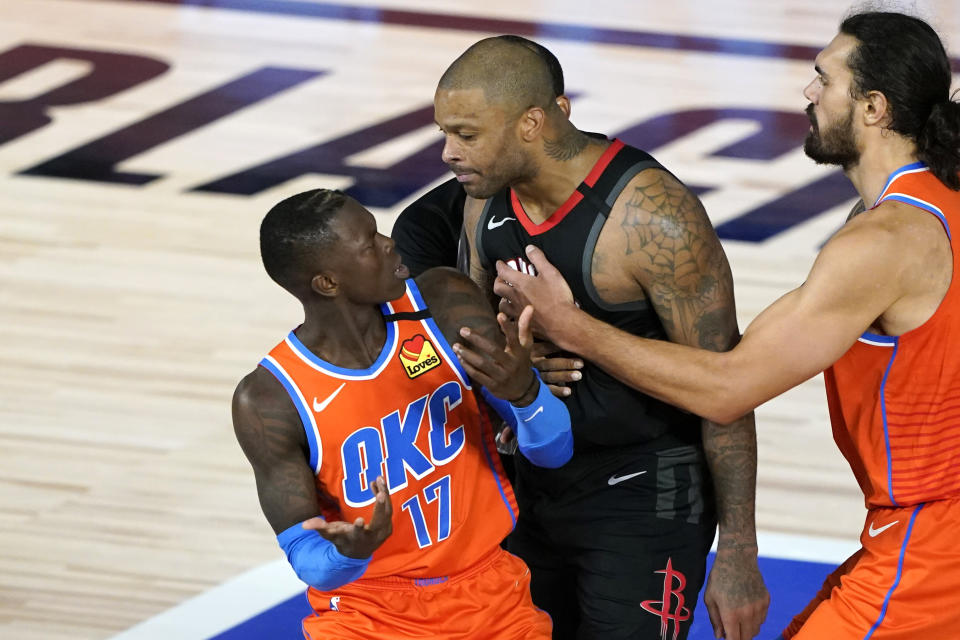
[399,334,441,378]
[640,558,691,640]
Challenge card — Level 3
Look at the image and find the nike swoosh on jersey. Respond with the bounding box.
[487,216,516,230]
[313,382,347,413]
[607,470,647,485]
[522,405,544,422]
[868,519,899,537]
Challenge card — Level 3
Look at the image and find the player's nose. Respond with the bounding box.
[441,136,461,165]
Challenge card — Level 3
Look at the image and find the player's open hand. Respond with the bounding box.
[302,476,393,559]
[455,305,538,406]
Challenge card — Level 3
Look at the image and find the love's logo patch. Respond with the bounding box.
[399,334,441,378]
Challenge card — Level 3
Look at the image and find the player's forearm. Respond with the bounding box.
[565,310,762,541]
[278,522,370,590]
[702,412,758,553]
[480,375,574,469]
[552,310,751,424]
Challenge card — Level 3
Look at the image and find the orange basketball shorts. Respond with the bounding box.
[784,499,960,639]
[301,547,552,639]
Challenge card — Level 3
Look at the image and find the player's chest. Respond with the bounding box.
[316,369,476,498]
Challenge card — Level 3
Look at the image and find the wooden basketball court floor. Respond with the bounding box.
[1,0,958,638]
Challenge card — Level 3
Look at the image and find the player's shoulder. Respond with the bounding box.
[841,198,942,243]
[231,365,308,466]
[815,204,913,276]
[832,198,951,271]
[870,197,945,227]
[617,163,691,197]
[608,164,708,230]
[415,266,478,301]
[415,267,488,337]
[232,365,290,419]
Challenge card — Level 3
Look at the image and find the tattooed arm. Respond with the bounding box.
[492,170,769,639]
[418,266,538,405]
[233,370,393,561]
[614,170,768,640]
[233,370,324,534]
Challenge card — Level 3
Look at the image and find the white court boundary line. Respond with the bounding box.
[109,559,305,640]
[752,530,859,564]
[110,531,860,639]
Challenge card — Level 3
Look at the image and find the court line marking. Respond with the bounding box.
[73,0,960,67]
[109,529,860,639]
[109,559,305,640]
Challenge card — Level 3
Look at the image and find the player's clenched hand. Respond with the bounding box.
[302,476,393,559]
[455,306,538,406]
[703,550,769,640]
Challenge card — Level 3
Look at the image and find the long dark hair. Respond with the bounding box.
[841,12,960,189]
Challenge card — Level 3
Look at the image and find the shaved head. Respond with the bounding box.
[438,35,563,116]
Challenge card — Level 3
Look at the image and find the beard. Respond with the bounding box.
[803,103,860,169]
[458,146,536,200]
[460,174,506,200]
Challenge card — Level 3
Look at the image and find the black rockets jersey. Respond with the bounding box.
[475,138,701,451]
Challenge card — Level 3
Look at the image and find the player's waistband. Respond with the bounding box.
[517,442,705,486]
[866,495,960,513]
[333,546,505,591]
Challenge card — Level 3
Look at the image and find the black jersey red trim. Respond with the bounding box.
[510,139,625,236]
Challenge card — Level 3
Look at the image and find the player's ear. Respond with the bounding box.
[518,106,545,142]
[862,90,891,128]
[555,95,571,118]
[311,271,339,298]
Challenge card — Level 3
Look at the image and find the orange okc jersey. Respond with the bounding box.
[825,162,960,508]
[259,279,518,579]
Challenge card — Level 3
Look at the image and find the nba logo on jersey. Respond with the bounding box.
[399,335,441,378]
[329,596,341,611]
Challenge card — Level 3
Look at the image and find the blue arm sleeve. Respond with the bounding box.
[510,372,574,468]
[479,386,519,432]
[277,521,370,590]
[482,370,574,468]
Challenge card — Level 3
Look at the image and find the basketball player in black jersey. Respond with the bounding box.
[435,36,769,640]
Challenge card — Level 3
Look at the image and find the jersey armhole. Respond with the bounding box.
[873,194,956,342]
[473,198,495,271]
[878,193,951,240]
[404,279,473,389]
[582,160,668,312]
[258,356,323,474]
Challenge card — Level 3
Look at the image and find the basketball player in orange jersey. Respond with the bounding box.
[231,189,573,639]
[481,11,960,639]
[435,35,768,640]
